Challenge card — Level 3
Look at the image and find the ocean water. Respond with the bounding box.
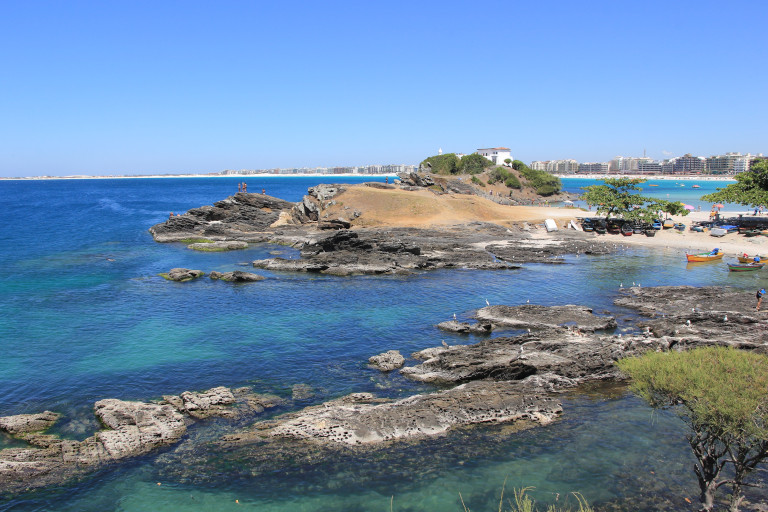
[0,176,765,511]
[560,177,739,212]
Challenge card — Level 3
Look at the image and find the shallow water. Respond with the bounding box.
[0,177,764,511]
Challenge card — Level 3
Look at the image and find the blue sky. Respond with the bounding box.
[1,0,766,177]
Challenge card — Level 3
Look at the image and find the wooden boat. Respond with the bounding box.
[737,255,768,263]
[663,219,675,229]
[644,229,656,237]
[686,251,724,262]
[674,223,686,231]
[728,262,765,272]
[621,224,633,236]
[648,184,659,187]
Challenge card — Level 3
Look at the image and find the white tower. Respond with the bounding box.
[438,148,443,155]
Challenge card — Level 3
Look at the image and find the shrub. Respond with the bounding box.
[471,175,486,187]
[519,168,562,196]
[458,153,494,175]
[420,153,460,174]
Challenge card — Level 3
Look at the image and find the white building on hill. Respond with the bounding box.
[476,147,512,165]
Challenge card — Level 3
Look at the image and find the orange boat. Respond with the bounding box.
[686,251,724,262]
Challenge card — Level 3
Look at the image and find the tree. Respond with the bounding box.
[581,177,688,223]
[618,347,768,512]
[458,153,494,174]
[702,160,768,207]
[420,153,459,174]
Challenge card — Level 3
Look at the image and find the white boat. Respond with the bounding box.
[545,218,558,232]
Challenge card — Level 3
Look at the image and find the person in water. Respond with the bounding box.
[757,288,765,311]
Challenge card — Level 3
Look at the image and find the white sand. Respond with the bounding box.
[581,210,768,257]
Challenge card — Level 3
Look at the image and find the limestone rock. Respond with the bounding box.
[0,411,60,435]
[255,378,562,446]
[368,350,405,371]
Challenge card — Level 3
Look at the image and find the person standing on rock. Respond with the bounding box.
[757,288,765,311]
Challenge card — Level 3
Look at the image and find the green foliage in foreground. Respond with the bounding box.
[702,159,768,207]
[420,153,460,174]
[459,485,592,512]
[581,177,688,223]
[518,166,561,196]
[471,175,486,187]
[618,347,768,511]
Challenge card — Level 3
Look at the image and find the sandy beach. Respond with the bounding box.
[571,209,768,258]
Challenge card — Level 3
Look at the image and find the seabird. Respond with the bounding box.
[485,298,490,306]
[724,315,728,322]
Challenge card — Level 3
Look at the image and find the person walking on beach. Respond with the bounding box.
[757,288,765,311]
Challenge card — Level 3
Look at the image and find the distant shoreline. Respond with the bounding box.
[0,173,398,181]
[557,174,736,182]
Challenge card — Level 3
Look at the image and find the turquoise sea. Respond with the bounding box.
[0,176,764,511]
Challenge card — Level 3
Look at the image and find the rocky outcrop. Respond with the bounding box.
[400,328,652,385]
[209,270,265,282]
[0,411,60,435]
[160,268,205,282]
[614,286,768,349]
[368,350,405,371]
[397,171,435,188]
[436,320,493,334]
[149,192,296,242]
[0,386,280,493]
[474,304,617,332]
[224,378,562,447]
[188,240,248,251]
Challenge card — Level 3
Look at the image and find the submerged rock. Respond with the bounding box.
[160,268,205,282]
[209,270,265,282]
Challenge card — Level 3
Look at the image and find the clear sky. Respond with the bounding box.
[1,0,766,177]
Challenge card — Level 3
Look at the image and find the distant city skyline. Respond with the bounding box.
[1,1,766,177]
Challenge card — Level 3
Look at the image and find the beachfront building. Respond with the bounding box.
[476,147,512,165]
[671,154,706,174]
[577,162,609,174]
[608,156,653,174]
[637,161,662,174]
[530,160,578,174]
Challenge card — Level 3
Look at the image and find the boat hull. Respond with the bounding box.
[728,263,765,272]
[686,252,724,262]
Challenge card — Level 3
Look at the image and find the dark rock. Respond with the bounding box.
[161,268,205,282]
[475,304,617,332]
[436,320,493,334]
[209,270,265,282]
[149,193,296,242]
[400,328,657,385]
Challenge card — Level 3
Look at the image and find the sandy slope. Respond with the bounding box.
[325,186,575,228]
[322,185,768,258]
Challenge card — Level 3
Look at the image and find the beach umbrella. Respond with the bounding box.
[714,203,724,208]
[564,200,574,204]
[684,204,695,210]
